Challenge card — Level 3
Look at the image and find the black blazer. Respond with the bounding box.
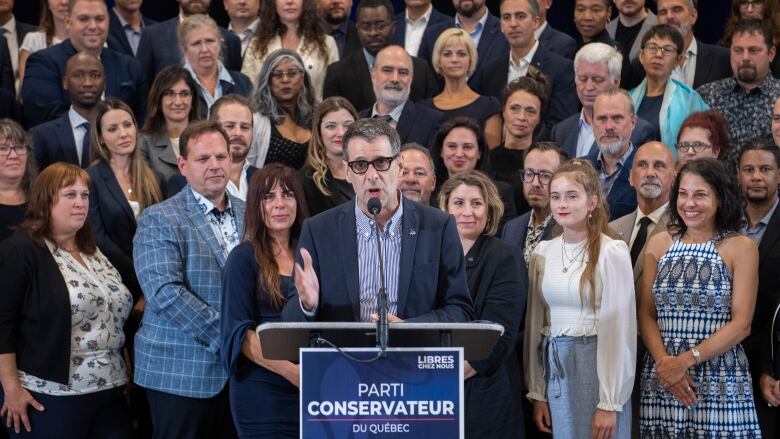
[417,12,509,89]
[343,22,362,59]
[0,233,73,384]
[463,235,525,439]
[107,8,156,57]
[136,17,242,86]
[300,165,354,217]
[550,112,659,158]
[392,8,450,48]
[538,23,578,60]
[0,34,13,98]
[30,111,89,169]
[194,70,253,119]
[21,39,143,127]
[323,50,440,113]
[359,100,444,149]
[501,210,557,267]
[470,44,579,134]
[86,161,165,300]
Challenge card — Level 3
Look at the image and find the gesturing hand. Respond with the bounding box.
[294,248,320,312]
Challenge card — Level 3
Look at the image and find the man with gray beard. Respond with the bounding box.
[360,45,443,148]
[608,140,675,438]
[586,86,639,219]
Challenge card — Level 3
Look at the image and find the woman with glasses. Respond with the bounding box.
[179,15,252,119]
[629,24,709,149]
[140,65,201,184]
[241,0,338,100]
[724,0,780,77]
[675,110,731,170]
[490,74,550,214]
[418,28,502,148]
[301,97,358,215]
[438,170,525,439]
[524,159,635,439]
[638,159,761,437]
[0,119,36,243]
[248,49,315,170]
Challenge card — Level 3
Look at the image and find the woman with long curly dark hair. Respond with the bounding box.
[241,0,338,100]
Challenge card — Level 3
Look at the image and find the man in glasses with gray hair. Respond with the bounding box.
[283,117,474,324]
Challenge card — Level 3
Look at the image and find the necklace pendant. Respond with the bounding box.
[562,267,568,273]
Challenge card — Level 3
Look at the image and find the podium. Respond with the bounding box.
[257,322,504,438]
[255,321,504,361]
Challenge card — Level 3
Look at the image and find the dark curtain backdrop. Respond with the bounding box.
[13,0,731,46]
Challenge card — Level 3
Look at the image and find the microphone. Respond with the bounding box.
[367,197,389,354]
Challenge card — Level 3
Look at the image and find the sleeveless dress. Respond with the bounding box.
[639,234,762,438]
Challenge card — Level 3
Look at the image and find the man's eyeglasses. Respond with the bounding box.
[356,21,392,32]
[162,90,193,100]
[642,43,678,58]
[270,69,303,80]
[675,141,712,153]
[739,0,761,7]
[520,169,553,184]
[347,156,397,174]
[0,144,28,156]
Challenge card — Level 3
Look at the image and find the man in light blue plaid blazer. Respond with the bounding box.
[133,120,246,438]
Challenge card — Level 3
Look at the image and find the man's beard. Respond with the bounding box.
[598,139,626,156]
[638,180,662,199]
[375,84,410,108]
[737,65,758,84]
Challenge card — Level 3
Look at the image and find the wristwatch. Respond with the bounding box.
[691,347,701,365]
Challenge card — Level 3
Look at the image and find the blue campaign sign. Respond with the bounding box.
[300,347,464,438]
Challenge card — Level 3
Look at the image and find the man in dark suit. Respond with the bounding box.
[417,0,508,88]
[21,0,143,127]
[323,0,439,113]
[536,0,577,59]
[0,33,14,97]
[108,0,156,57]
[0,0,35,88]
[283,118,474,323]
[469,0,578,133]
[31,52,104,170]
[358,46,443,149]
[624,0,731,90]
[551,42,657,158]
[392,0,450,57]
[136,0,242,87]
[319,0,361,59]
[737,140,780,437]
[585,86,639,220]
[224,0,259,59]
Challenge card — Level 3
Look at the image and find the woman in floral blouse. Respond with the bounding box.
[0,163,133,438]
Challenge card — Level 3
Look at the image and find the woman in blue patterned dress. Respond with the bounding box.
[638,158,762,437]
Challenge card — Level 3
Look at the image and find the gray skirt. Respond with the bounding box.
[543,335,631,439]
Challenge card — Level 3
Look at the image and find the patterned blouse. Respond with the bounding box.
[18,242,132,395]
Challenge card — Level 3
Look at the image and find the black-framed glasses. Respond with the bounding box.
[356,20,392,32]
[520,169,553,184]
[162,90,193,100]
[270,69,303,80]
[642,43,678,57]
[347,156,397,174]
[739,0,761,7]
[0,144,28,156]
[675,141,712,153]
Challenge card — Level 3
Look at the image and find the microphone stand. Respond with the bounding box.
[371,210,390,357]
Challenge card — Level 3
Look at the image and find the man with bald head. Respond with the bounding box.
[30,52,105,170]
[360,45,443,148]
[21,0,142,127]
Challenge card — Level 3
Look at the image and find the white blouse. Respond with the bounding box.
[241,34,339,101]
[20,31,63,54]
[524,234,636,412]
[18,242,132,395]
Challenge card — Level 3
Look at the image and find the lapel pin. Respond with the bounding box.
[409,229,416,236]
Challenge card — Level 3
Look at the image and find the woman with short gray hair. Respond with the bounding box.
[248,49,316,170]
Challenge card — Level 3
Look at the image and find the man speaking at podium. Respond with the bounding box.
[283,118,474,323]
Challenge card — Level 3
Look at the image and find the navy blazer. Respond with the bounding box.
[585,145,638,220]
[470,45,579,134]
[550,112,658,158]
[195,70,253,119]
[417,12,508,88]
[392,8,450,48]
[282,197,474,323]
[136,17,243,86]
[538,23,578,60]
[21,39,143,127]
[0,33,14,97]
[359,100,444,149]
[30,111,89,169]
[86,160,165,300]
[107,8,156,57]
[323,50,440,113]
[500,211,557,267]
